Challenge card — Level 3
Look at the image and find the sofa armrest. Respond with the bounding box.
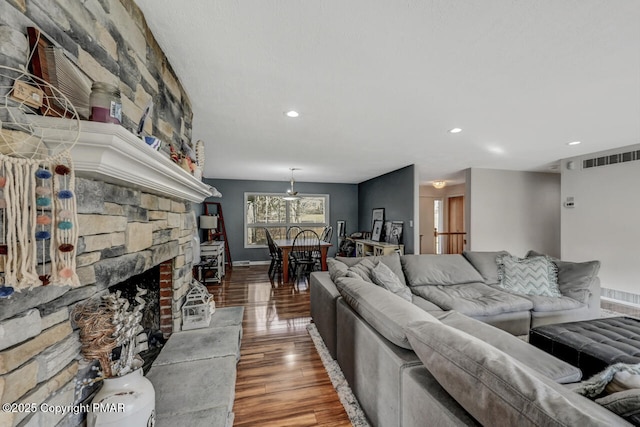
[585,276,601,318]
[310,271,341,359]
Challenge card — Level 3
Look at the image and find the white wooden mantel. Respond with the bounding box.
[32,118,213,203]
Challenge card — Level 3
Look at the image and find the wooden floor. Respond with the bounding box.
[207,265,351,427]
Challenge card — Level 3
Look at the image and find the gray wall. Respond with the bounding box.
[465,168,561,257]
[203,178,358,263]
[358,165,416,254]
[561,144,640,302]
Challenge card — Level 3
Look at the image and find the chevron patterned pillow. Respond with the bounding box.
[496,254,561,298]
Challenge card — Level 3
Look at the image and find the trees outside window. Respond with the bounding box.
[245,193,329,247]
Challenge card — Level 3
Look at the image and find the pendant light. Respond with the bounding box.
[283,168,301,201]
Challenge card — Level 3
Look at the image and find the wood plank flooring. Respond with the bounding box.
[207,266,351,426]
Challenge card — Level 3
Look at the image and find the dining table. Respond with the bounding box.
[273,238,333,282]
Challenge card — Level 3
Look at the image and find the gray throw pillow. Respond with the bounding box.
[345,257,377,283]
[405,321,628,426]
[327,258,349,282]
[596,389,640,422]
[462,250,510,285]
[496,254,561,298]
[370,261,412,302]
[526,250,600,303]
[336,253,407,286]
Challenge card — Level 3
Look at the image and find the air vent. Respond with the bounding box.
[583,149,640,169]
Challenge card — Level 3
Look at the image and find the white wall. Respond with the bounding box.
[466,168,561,257]
[561,144,640,301]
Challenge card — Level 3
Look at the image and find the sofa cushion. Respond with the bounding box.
[411,294,445,312]
[405,321,630,427]
[334,275,439,349]
[401,254,484,287]
[517,293,586,312]
[336,253,406,286]
[527,250,600,304]
[462,250,509,285]
[411,283,533,317]
[436,311,582,383]
[370,261,412,302]
[496,254,562,298]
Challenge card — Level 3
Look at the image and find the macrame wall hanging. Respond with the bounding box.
[0,65,81,297]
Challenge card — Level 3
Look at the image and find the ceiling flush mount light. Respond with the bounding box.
[448,128,462,134]
[283,168,301,200]
[568,141,581,146]
[432,180,446,189]
[285,110,299,118]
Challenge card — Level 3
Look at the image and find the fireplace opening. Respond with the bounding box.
[109,264,167,373]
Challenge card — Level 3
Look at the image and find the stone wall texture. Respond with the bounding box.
[0,0,192,146]
[0,1,197,426]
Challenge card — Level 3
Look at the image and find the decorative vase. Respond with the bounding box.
[87,368,155,427]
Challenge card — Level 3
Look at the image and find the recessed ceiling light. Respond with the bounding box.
[568,141,581,146]
[285,110,299,118]
[449,128,462,134]
[487,145,505,155]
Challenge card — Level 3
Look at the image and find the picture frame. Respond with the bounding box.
[384,221,393,243]
[388,221,403,245]
[371,208,385,231]
[371,220,383,242]
[336,220,346,237]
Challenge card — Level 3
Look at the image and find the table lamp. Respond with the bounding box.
[200,215,218,241]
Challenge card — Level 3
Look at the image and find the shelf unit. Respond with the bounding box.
[203,202,232,270]
[354,239,404,257]
[197,241,225,284]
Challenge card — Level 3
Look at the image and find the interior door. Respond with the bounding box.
[447,196,465,253]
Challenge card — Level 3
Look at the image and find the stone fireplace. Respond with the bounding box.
[0,122,212,427]
[70,120,211,335]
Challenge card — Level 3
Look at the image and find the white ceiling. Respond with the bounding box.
[133,0,640,185]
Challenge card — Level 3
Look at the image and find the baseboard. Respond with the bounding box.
[601,296,640,310]
[231,260,270,267]
[601,288,640,307]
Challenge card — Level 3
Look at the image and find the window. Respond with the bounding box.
[245,193,330,247]
[434,199,443,254]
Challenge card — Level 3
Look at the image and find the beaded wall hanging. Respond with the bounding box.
[0,66,81,296]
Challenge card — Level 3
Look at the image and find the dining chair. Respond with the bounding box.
[320,225,333,243]
[265,228,283,279]
[289,230,320,283]
[286,226,303,239]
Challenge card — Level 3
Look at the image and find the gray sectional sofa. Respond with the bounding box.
[310,252,631,426]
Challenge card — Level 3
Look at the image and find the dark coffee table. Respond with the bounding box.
[529,316,640,379]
